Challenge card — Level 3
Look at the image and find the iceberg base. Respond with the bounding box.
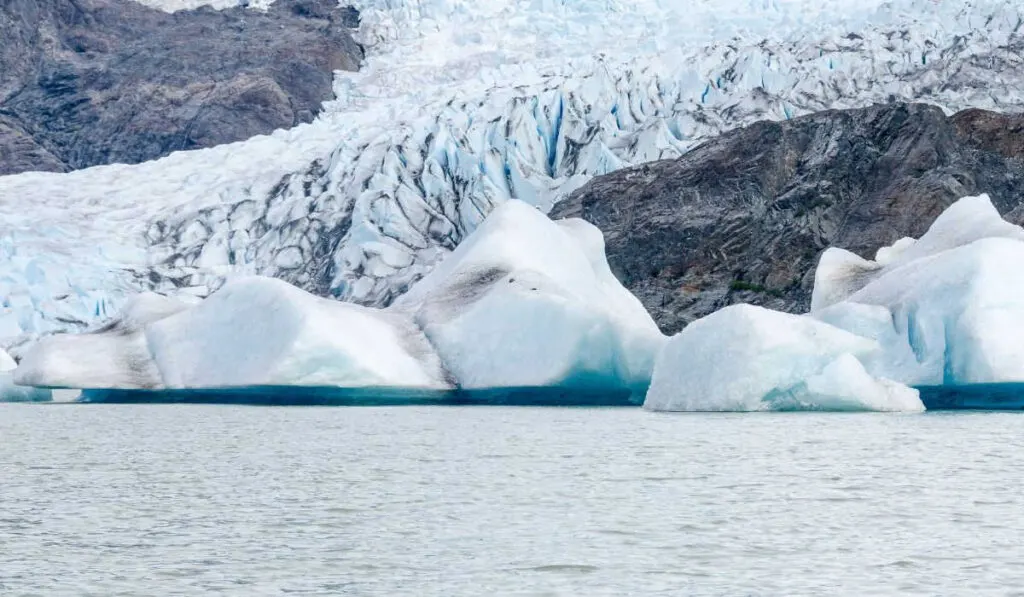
[79,385,640,407]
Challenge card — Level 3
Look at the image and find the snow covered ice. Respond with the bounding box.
[393,200,665,395]
[643,304,922,412]
[3,0,1024,346]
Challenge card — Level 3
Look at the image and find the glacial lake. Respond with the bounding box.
[4,404,1024,595]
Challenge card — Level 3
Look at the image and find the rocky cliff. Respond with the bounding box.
[552,103,1024,334]
[0,0,362,175]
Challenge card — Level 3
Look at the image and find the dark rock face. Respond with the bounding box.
[0,0,362,175]
[552,103,1024,334]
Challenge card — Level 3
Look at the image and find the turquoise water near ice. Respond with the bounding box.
[76,383,1024,410]
[78,386,640,406]
[4,403,1024,595]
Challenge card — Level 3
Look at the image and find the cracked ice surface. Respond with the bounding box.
[2,0,1024,348]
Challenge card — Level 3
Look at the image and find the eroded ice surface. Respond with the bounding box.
[14,202,659,394]
[2,0,1024,347]
[394,200,665,394]
[16,277,450,390]
[815,195,1024,387]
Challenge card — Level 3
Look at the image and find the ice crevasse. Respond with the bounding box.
[644,194,1024,412]
[14,201,666,398]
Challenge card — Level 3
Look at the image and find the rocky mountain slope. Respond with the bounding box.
[0,0,362,175]
[552,103,1024,334]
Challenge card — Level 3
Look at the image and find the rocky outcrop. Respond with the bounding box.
[551,103,1024,334]
[0,0,362,175]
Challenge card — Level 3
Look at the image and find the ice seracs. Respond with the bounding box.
[394,200,666,396]
[643,304,922,412]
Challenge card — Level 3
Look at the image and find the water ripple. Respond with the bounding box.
[4,405,1024,595]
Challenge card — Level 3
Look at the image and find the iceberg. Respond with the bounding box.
[643,304,921,412]
[647,194,1024,412]
[0,348,50,402]
[15,277,451,391]
[394,200,666,396]
[812,195,1024,311]
[13,201,662,397]
[814,195,1024,386]
[14,193,1024,409]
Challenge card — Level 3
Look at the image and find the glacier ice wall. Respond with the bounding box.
[2,0,1024,346]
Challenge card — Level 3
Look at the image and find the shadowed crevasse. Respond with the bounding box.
[0,0,363,175]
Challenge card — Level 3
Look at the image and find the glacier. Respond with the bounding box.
[2,0,1024,349]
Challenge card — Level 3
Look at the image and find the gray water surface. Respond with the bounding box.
[3,405,1024,595]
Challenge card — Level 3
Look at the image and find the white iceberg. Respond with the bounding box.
[393,200,666,396]
[648,194,1024,412]
[15,277,451,390]
[148,277,448,389]
[812,195,1024,311]
[814,194,1024,386]
[0,348,51,402]
[13,201,663,396]
[643,304,921,412]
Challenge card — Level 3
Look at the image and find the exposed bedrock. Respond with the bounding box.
[0,0,362,175]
